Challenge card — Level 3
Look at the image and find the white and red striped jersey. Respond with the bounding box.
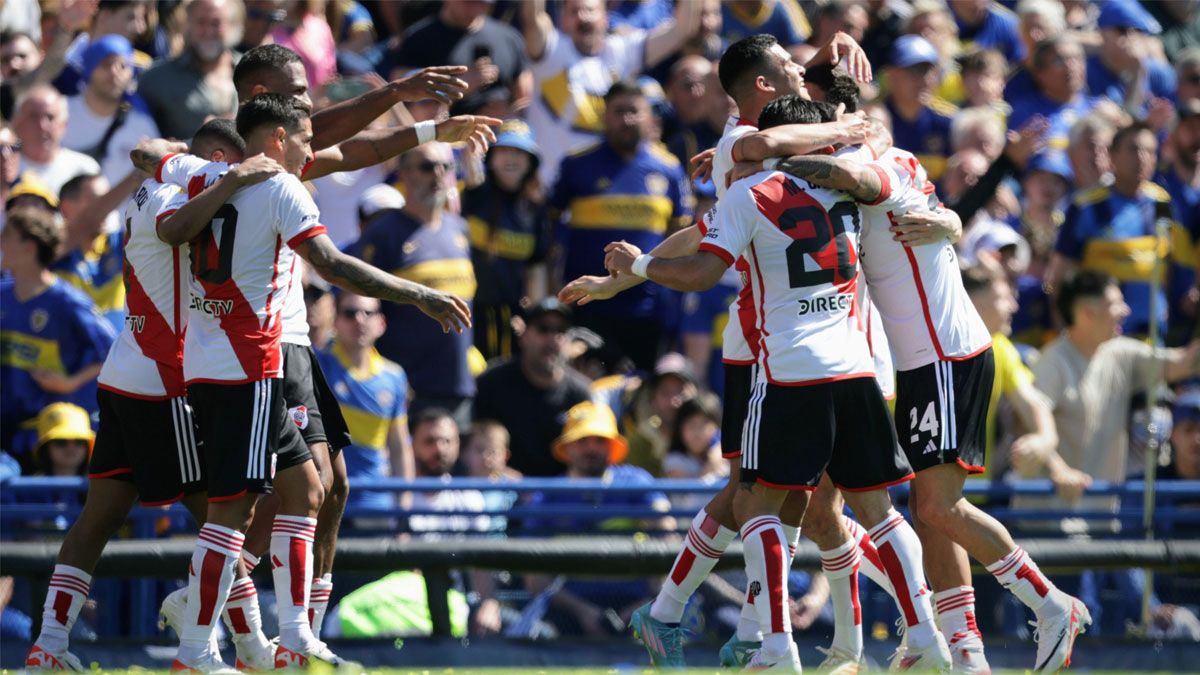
[157,154,314,349]
[855,147,991,371]
[706,116,760,365]
[156,155,326,383]
[96,179,190,398]
[701,171,874,385]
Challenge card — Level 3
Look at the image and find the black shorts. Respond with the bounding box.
[89,389,203,505]
[894,349,994,475]
[279,343,351,464]
[187,378,309,501]
[740,377,912,491]
[721,362,754,459]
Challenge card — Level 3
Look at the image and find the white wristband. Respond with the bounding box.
[763,157,780,171]
[415,120,437,145]
[631,254,653,278]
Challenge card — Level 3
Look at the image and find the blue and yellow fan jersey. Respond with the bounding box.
[0,277,115,455]
[721,0,811,46]
[315,343,408,511]
[1007,93,1101,152]
[953,2,1024,63]
[550,141,693,319]
[350,210,476,399]
[51,230,126,333]
[884,99,956,181]
[1056,181,1195,337]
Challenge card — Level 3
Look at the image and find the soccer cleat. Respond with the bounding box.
[630,602,688,668]
[947,631,991,674]
[1031,595,1091,673]
[889,631,951,671]
[743,642,801,672]
[273,643,307,670]
[309,640,365,672]
[816,644,863,674]
[158,587,189,633]
[719,634,761,668]
[232,636,276,672]
[25,645,85,672]
[170,654,242,674]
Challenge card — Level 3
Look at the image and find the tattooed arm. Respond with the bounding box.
[773,154,883,203]
[293,233,472,333]
[130,138,189,175]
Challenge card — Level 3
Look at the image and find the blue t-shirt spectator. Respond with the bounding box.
[721,0,811,47]
[953,2,1025,64]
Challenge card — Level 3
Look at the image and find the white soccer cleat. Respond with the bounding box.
[816,644,863,674]
[232,636,276,672]
[743,642,801,672]
[889,630,951,671]
[24,645,85,672]
[1031,595,1091,672]
[159,587,189,633]
[170,653,242,674]
[310,640,364,672]
[947,631,991,674]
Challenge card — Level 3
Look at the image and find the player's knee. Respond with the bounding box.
[913,491,951,531]
[799,502,841,546]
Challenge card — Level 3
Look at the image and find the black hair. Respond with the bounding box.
[960,265,999,296]
[191,118,245,156]
[805,64,860,112]
[758,95,834,129]
[233,44,302,95]
[59,172,102,204]
[409,407,456,435]
[1110,121,1154,154]
[236,93,308,139]
[0,30,36,47]
[1031,36,1078,71]
[97,0,140,13]
[603,79,645,104]
[668,393,722,457]
[718,34,779,100]
[1056,270,1117,327]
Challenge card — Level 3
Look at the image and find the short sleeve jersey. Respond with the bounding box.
[700,172,874,385]
[157,155,326,383]
[953,3,1024,64]
[96,179,189,398]
[854,146,992,371]
[884,99,956,181]
[51,229,127,333]
[314,343,407,452]
[529,27,648,185]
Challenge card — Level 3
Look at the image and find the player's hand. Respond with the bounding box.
[31,369,81,394]
[229,154,286,187]
[1004,116,1049,169]
[436,115,503,154]
[731,159,765,183]
[833,107,871,146]
[790,593,824,630]
[131,138,189,174]
[461,56,500,93]
[1048,463,1092,502]
[603,241,642,277]
[559,275,622,306]
[57,0,98,33]
[690,148,716,183]
[389,65,470,105]
[891,211,957,246]
[417,290,473,334]
[811,31,872,83]
[471,598,502,636]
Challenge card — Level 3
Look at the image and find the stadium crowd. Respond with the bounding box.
[1,0,1199,664]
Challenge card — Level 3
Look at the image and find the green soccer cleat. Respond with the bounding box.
[630,602,688,668]
[718,634,761,668]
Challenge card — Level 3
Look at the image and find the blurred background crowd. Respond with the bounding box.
[1,0,1198,649]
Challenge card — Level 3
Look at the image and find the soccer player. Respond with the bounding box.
[22,119,277,672]
[607,95,947,672]
[764,104,1092,673]
[142,94,470,671]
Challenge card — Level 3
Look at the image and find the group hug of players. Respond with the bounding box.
[20,32,1088,675]
[559,34,1090,673]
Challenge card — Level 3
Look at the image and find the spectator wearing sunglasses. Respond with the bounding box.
[349,142,477,428]
[1085,0,1175,116]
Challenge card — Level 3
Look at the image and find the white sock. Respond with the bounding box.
[309,574,333,638]
[866,510,936,648]
[240,550,261,574]
[651,509,735,624]
[36,565,92,653]
[934,585,982,642]
[179,524,243,664]
[986,547,1069,619]
[844,516,894,595]
[820,538,863,657]
[222,577,272,652]
[741,515,791,658]
[271,515,318,651]
[736,592,763,642]
[781,523,801,563]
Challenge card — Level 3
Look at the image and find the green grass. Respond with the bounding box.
[21,670,1180,675]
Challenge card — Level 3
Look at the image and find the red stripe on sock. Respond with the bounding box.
[699,513,720,538]
[52,590,73,625]
[1015,563,1051,598]
[877,541,918,626]
[991,550,1025,577]
[850,563,862,626]
[49,578,90,595]
[936,599,975,614]
[226,607,251,634]
[289,537,307,607]
[965,611,982,640]
[761,527,786,634]
[687,528,722,559]
[308,608,316,627]
[857,533,885,571]
[869,516,904,541]
[196,549,227,626]
[670,548,697,586]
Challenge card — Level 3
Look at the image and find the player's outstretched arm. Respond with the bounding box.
[733,111,871,163]
[773,154,883,203]
[311,66,470,151]
[604,241,727,292]
[156,156,286,246]
[303,116,502,180]
[295,233,472,334]
[558,225,705,305]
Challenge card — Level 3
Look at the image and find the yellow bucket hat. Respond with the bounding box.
[552,401,628,465]
[35,402,95,452]
[6,173,60,210]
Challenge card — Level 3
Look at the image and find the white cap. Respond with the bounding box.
[358,184,406,222]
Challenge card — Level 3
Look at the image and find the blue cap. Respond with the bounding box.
[491,119,540,162]
[1026,151,1074,183]
[1098,0,1161,35]
[1175,387,1200,424]
[890,35,940,69]
[81,34,133,82]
